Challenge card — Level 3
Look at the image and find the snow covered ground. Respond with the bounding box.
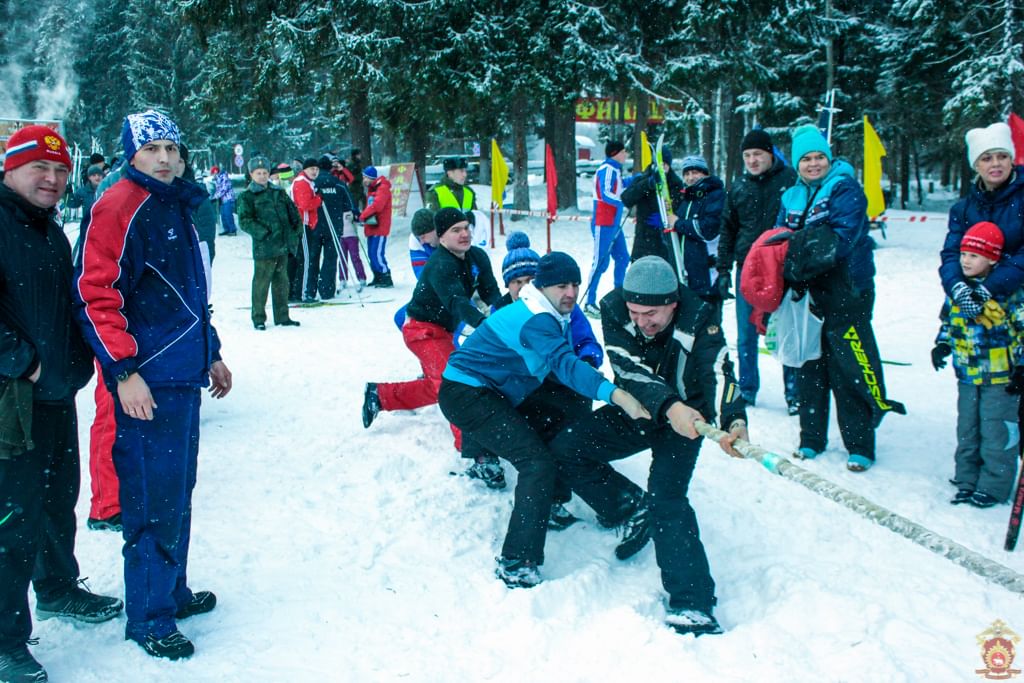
[40,203,1023,682]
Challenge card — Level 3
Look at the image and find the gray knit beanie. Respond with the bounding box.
[411,209,435,237]
[622,256,680,306]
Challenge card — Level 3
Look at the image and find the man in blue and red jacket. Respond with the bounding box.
[586,140,633,315]
[72,110,233,662]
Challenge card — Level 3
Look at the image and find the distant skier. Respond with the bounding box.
[359,166,393,288]
[585,140,633,317]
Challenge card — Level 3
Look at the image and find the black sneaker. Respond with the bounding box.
[133,630,195,660]
[665,608,723,637]
[362,383,380,429]
[495,557,541,588]
[86,513,123,532]
[548,503,580,531]
[950,489,974,505]
[969,492,999,508]
[615,498,651,560]
[253,322,266,331]
[176,590,216,620]
[0,642,47,683]
[278,319,301,327]
[35,580,123,623]
[465,456,506,489]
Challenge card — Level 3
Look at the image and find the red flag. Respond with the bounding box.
[1009,113,1024,165]
[545,143,557,218]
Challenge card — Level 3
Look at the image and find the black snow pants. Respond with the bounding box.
[550,404,716,612]
[0,403,82,649]
[301,223,339,300]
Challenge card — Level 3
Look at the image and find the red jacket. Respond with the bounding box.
[291,172,322,229]
[359,176,392,236]
[332,167,354,185]
[739,227,791,334]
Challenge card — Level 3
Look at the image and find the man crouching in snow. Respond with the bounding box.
[73,110,231,660]
[437,252,650,588]
[549,255,748,637]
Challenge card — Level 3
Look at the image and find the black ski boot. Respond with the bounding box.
[362,383,381,428]
[0,642,47,682]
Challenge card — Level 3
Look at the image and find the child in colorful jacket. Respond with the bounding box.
[932,221,1024,508]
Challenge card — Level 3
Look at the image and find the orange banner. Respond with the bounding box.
[574,98,664,124]
[388,161,416,217]
[0,118,64,155]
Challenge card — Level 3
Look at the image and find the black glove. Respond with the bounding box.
[716,272,734,300]
[1007,365,1024,395]
[763,230,793,246]
[930,342,951,371]
[951,281,986,319]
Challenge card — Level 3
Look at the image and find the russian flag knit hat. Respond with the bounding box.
[3,125,72,171]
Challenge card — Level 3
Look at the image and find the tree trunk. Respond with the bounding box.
[545,97,577,210]
[911,138,924,205]
[349,85,372,165]
[479,133,492,186]
[511,96,530,216]
[409,119,430,198]
[382,127,398,164]
[899,135,910,209]
[632,90,649,169]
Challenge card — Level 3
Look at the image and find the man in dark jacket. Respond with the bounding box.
[717,130,798,411]
[73,110,232,661]
[550,255,748,637]
[363,208,502,452]
[622,147,683,262]
[237,155,302,330]
[0,125,123,682]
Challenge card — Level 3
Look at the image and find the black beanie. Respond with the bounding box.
[605,140,625,157]
[434,207,468,237]
[411,209,436,236]
[533,252,582,287]
[302,157,319,169]
[317,155,333,170]
[741,129,773,154]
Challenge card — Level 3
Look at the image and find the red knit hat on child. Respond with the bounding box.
[961,221,1004,261]
[2,125,72,172]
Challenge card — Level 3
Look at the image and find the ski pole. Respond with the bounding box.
[694,421,1024,596]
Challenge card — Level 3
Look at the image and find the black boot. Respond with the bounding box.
[0,642,47,682]
[35,580,123,623]
[176,590,217,619]
[373,271,394,288]
[614,496,651,560]
[132,630,195,660]
[362,383,381,428]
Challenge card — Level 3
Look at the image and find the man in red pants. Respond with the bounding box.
[362,208,501,450]
[87,362,122,530]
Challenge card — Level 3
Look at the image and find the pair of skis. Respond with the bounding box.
[654,134,684,285]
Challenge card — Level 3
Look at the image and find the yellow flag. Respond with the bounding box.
[863,116,886,218]
[640,131,652,171]
[491,139,510,209]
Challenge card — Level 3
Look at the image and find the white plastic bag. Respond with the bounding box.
[766,290,823,368]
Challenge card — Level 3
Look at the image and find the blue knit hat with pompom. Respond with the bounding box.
[502,231,540,285]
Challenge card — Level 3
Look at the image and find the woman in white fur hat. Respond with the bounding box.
[939,122,1024,313]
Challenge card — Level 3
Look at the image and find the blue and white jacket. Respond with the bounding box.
[443,283,616,407]
[592,157,633,228]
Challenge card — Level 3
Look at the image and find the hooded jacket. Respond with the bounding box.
[73,167,222,390]
[0,184,93,403]
[719,158,797,271]
[940,167,1024,298]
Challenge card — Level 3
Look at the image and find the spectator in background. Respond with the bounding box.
[360,166,393,288]
[67,163,105,231]
[667,155,726,308]
[211,165,237,235]
[584,141,632,318]
[718,129,799,412]
[290,158,323,302]
[178,143,218,263]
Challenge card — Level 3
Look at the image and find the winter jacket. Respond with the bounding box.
[73,167,222,390]
[237,181,301,260]
[670,175,726,296]
[315,173,356,240]
[622,164,684,231]
[359,176,392,236]
[0,184,93,403]
[719,158,797,271]
[936,277,1024,386]
[332,167,354,185]
[600,287,745,428]
[443,283,616,407]
[777,160,875,313]
[739,227,792,334]
[940,168,1024,298]
[406,245,502,332]
[427,176,477,213]
[493,293,604,368]
[408,232,436,279]
[213,171,235,202]
[183,167,217,259]
[291,172,322,229]
[592,157,630,227]
[67,182,98,219]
